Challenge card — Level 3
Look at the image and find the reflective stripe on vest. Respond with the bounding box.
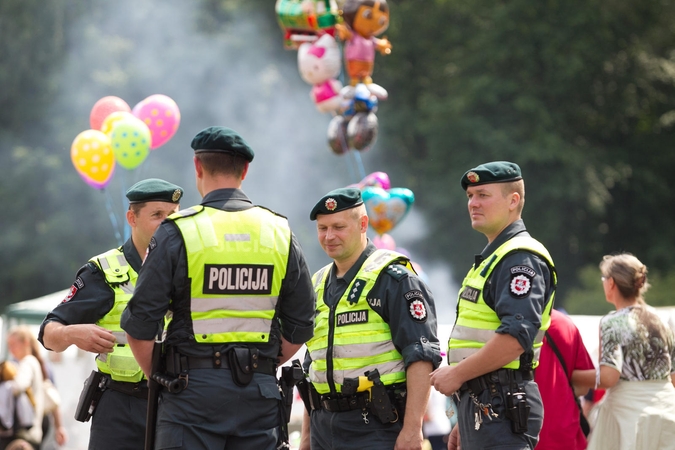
[93,248,144,383]
[306,250,409,395]
[171,205,290,344]
[448,235,556,370]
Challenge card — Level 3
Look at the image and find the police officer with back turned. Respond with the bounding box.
[39,178,183,450]
[121,126,315,450]
[300,187,441,450]
[430,161,556,449]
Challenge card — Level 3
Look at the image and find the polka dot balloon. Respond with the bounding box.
[70,130,115,189]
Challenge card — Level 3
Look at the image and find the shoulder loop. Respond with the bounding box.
[385,260,413,281]
[168,205,204,221]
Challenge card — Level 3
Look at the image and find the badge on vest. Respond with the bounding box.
[204,264,274,295]
[336,310,369,326]
[405,290,427,323]
[509,265,534,298]
[459,286,480,303]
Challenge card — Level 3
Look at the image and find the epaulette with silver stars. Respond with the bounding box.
[385,263,410,281]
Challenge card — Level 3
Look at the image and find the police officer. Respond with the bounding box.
[300,187,441,450]
[38,178,184,450]
[120,126,315,450]
[430,161,556,449]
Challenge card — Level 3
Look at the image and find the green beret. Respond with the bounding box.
[126,178,184,204]
[190,126,254,162]
[461,161,522,190]
[310,187,364,220]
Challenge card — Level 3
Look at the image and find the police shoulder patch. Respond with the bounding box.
[509,265,534,298]
[405,290,427,323]
[385,263,409,281]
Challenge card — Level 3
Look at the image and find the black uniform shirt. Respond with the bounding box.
[476,219,554,353]
[120,188,316,360]
[311,241,441,370]
[38,238,143,350]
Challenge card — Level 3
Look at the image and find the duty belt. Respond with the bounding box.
[320,391,370,412]
[166,354,277,375]
[100,373,148,399]
[461,368,533,394]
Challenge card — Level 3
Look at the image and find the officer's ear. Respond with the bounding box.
[240,162,249,181]
[360,213,369,233]
[126,209,137,228]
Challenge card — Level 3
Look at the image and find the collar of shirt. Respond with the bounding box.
[328,239,377,286]
[122,238,143,273]
[201,188,253,211]
[474,219,530,267]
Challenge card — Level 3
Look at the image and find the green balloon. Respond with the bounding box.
[110,118,151,170]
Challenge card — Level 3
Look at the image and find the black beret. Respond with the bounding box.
[126,178,184,204]
[310,187,364,220]
[190,126,254,162]
[461,161,522,190]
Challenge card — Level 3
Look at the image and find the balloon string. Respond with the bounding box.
[119,169,131,242]
[351,150,367,181]
[102,188,123,246]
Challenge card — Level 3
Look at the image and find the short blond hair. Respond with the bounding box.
[501,179,525,213]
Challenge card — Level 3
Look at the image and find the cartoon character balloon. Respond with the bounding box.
[298,34,344,114]
[132,94,180,149]
[336,0,391,99]
[352,171,390,190]
[347,111,378,151]
[70,130,115,189]
[327,115,349,154]
[361,186,414,235]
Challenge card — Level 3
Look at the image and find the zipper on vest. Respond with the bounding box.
[326,296,338,394]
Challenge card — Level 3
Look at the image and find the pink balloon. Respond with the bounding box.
[90,96,131,130]
[359,171,390,190]
[132,94,181,149]
[373,233,396,250]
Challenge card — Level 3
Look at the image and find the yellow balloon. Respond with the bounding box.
[70,129,115,189]
[100,111,136,136]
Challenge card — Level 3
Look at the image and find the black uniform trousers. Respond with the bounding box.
[310,407,403,450]
[455,378,543,450]
[154,368,281,450]
[89,388,147,450]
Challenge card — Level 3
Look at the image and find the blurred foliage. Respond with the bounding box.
[565,264,675,315]
[375,0,675,308]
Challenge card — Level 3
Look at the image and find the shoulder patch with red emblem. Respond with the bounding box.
[63,276,85,303]
[509,265,535,298]
[405,290,427,323]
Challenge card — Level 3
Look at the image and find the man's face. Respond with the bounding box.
[466,183,514,238]
[316,209,365,263]
[132,201,179,247]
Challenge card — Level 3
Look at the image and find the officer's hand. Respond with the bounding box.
[394,425,423,450]
[430,366,462,396]
[447,425,460,450]
[68,324,116,354]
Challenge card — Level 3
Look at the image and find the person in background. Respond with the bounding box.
[5,326,46,450]
[535,308,595,450]
[121,127,315,450]
[431,161,556,450]
[300,187,441,450]
[38,178,183,450]
[576,253,675,450]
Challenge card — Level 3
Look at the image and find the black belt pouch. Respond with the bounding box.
[228,347,255,387]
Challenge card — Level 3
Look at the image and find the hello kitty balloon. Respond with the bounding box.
[298,34,344,114]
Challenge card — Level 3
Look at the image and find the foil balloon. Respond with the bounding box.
[327,115,349,155]
[347,111,378,151]
[361,187,415,235]
[373,233,396,250]
[357,171,390,190]
[100,111,136,136]
[298,34,343,114]
[90,96,131,131]
[71,130,115,189]
[110,117,152,170]
[132,94,180,149]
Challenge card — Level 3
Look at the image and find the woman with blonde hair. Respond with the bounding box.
[576,253,675,449]
[5,326,47,450]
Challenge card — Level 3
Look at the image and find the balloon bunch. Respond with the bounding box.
[71,95,180,189]
[277,0,392,157]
